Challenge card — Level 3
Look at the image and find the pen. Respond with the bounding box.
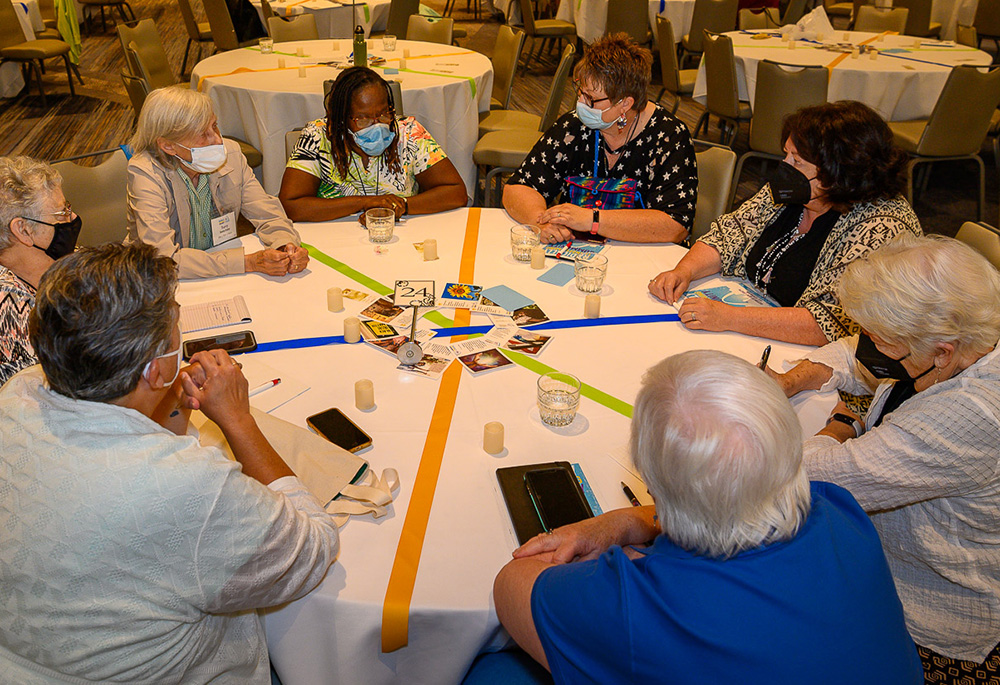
[621,482,641,507]
[757,345,771,370]
[249,378,281,397]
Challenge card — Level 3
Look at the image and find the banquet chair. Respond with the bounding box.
[489,25,526,109]
[52,149,129,247]
[177,0,213,74]
[738,7,780,30]
[729,60,827,208]
[853,6,908,33]
[606,0,652,45]
[654,16,697,116]
[780,0,808,25]
[692,141,737,241]
[517,0,576,74]
[824,0,855,27]
[478,33,572,137]
[893,0,941,36]
[680,0,738,68]
[120,68,149,122]
[956,24,978,47]
[973,0,1000,53]
[30,0,60,39]
[117,20,176,90]
[261,0,277,24]
[407,15,453,44]
[0,0,81,105]
[376,0,419,38]
[888,65,1000,221]
[693,31,751,148]
[79,0,135,33]
[268,14,319,42]
[956,221,1000,269]
[473,42,575,206]
[203,0,260,50]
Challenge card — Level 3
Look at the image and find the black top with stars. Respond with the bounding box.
[507,104,698,231]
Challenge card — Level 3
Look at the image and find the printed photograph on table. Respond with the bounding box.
[502,330,552,356]
[366,335,411,357]
[684,279,779,308]
[397,353,452,380]
[439,282,483,305]
[361,320,400,340]
[361,297,405,322]
[511,304,550,326]
[457,349,514,375]
[343,287,372,302]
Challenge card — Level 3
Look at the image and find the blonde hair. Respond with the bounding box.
[630,350,810,559]
[0,156,62,252]
[130,87,215,167]
[839,234,1000,359]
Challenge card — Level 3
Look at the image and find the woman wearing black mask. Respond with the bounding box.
[0,156,80,385]
[767,234,1000,682]
[648,101,920,345]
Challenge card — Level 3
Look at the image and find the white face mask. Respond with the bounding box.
[143,344,183,387]
[175,142,227,174]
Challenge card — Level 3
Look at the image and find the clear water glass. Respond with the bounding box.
[510,224,540,262]
[259,37,274,54]
[366,207,395,243]
[537,372,581,427]
[382,34,397,51]
[574,253,608,293]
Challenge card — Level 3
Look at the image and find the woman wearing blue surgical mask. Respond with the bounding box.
[279,67,467,223]
[503,33,697,244]
[649,101,921,345]
[127,88,310,280]
[0,156,79,386]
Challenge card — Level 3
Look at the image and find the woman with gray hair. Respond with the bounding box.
[0,156,80,385]
[128,87,309,280]
[768,234,1000,681]
[489,350,921,683]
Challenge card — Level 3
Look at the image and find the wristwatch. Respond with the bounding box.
[827,412,863,438]
[591,209,600,236]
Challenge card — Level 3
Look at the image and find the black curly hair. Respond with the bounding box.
[325,66,400,178]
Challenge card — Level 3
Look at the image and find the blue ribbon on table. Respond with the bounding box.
[247,313,681,352]
[798,38,963,68]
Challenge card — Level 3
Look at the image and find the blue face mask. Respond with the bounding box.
[576,101,615,130]
[351,122,396,157]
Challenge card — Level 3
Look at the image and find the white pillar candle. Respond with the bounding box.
[851,46,860,58]
[530,245,545,269]
[296,46,305,57]
[584,294,601,319]
[788,39,796,49]
[912,38,922,48]
[869,46,878,59]
[298,65,307,77]
[398,57,407,69]
[331,39,341,52]
[277,57,286,68]
[327,287,344,312]
[344,316,361,343]
[483,421,504,454]
[843,31,850,41]
[403,47,410,58]
[355,379,374,411]
[422,238,438,261]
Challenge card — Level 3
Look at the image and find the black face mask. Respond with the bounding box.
[768,161,814,206]
[855,332,934,383]
[21,214,82,260]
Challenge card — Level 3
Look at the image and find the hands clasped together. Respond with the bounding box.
[179,349,253,430]
[534,203,591,243]
[358,194,406,226]
[246,242,310,277]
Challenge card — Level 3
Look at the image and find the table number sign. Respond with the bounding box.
[393,280,436,307]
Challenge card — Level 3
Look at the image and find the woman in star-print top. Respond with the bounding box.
[504,34,697,244]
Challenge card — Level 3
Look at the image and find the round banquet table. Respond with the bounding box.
[176,207,834,685]
[190,39,493,198]
[692,29,993,122]
[648,0,696,45]
[248,0,436,39]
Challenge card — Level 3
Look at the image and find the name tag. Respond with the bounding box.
[211,212,237,245]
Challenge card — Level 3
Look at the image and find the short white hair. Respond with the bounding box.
[0,156,62,252]
[130,87,215,168]
[630,350,810,558]
[839,234,1000,359]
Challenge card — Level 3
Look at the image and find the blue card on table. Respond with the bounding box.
[481,285,533,312]
[537,263,575,286]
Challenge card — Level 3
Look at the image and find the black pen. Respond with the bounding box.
[757,345,771,370]
[621,482,641,507]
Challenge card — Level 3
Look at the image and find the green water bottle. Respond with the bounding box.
[353,25,366,67]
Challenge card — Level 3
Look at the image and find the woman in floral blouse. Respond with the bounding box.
[649,101,921,345]
[279,67,467,223]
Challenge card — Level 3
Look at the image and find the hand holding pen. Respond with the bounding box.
[757,345,771,371]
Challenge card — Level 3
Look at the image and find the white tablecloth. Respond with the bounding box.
[176,207,833,684]
[191,39,493,198]
[249,0,432,38]
[648,0,695,45]
[693,30,993,121]
[555,0,605,43]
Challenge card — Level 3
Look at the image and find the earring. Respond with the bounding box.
[616,112,628,132]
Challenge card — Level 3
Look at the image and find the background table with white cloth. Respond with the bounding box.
[176,207,834,684]
[692,30,993,121]
[191,39,493,199]
[249,0,436,38]
[648,0,695,45]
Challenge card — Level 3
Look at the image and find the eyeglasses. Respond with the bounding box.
[47,203,74,221]
[573,81,612,109]
[349,110,395,129]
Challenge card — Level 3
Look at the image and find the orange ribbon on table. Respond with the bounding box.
[381,208,481,652]
[825,31,895,73]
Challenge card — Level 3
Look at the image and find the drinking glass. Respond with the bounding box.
[510,224,540,262]
[537,372,581,427]
[574,253,608,293]
[382,34,397,51]
[366,207,395,243]
[259,37,274,54]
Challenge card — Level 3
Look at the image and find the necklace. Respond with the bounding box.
[753,208,807,289]
[600,111,640,160]
[351,153,380,196]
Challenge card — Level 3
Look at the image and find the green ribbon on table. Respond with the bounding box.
[373,65,477,98]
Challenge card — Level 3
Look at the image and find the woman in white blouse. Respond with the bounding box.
[767,234,1000,681]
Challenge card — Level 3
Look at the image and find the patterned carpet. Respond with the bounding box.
[0,0,995,235]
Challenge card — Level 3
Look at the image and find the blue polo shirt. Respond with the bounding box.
[531,481,922,684]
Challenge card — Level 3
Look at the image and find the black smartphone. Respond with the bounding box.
[524,467,593,532]
[183,330,258,360]
[306,408,373,453]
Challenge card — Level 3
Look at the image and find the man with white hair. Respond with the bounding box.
[492,350,922,683]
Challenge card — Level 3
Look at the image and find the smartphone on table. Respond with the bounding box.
[182,330,258,360]
[306,408,373,453]
[524,467,593,532]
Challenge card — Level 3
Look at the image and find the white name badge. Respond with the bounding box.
[211,212,237,245]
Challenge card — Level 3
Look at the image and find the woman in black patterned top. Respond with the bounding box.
[504,34,697,244]
[649,101,921,345]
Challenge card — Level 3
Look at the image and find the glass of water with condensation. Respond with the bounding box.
[537,372,581,427]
